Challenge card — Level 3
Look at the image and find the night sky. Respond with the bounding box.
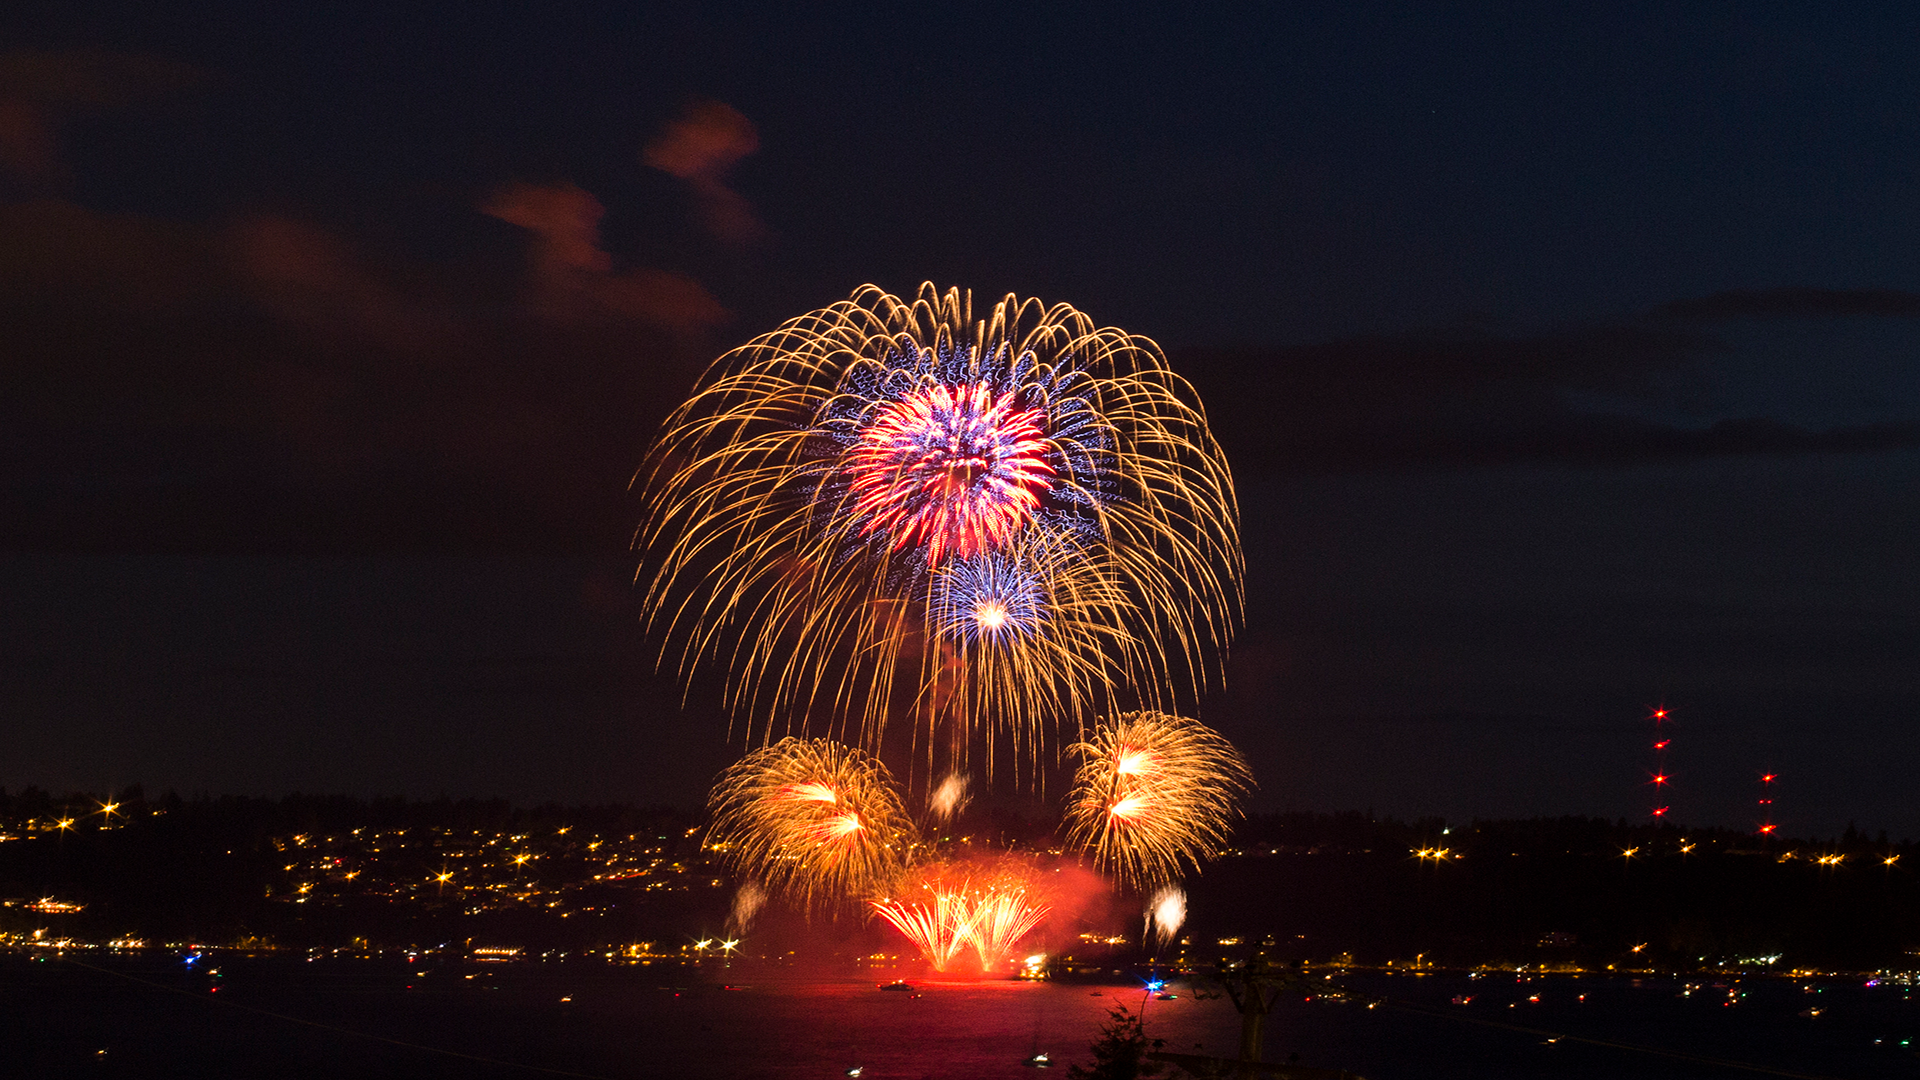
[2,4,1916,837]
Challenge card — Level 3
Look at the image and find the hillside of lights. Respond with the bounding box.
[0,789,1914,981]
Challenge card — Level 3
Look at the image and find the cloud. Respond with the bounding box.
[232,214,456,357]
[1653,288,1920,321]
[482,181,727,330]
[1179,298,1920,474]
[0,189,725,554]
[0,64,743,555]
[1290,412,1920,470]
[0,197,218,310]
[481,181,612,274]
[642,101,764,244]
[0,97,56,180]
[0,48,203,186]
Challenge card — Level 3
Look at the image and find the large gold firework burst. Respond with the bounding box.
[636,284,1242,768]
[1063,711,1253,888]
[705,737,918,908]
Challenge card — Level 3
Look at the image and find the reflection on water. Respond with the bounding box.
[3,956,1915,1079]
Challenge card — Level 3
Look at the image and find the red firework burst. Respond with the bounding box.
[845,383,1053,565]
[869,859,1052,972]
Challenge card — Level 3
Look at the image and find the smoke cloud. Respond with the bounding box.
[483,180,727,330]
[643,101,764,244]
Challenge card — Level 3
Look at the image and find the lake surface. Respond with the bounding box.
[3,955,1914,1079]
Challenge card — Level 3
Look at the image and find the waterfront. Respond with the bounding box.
[5,955,1914,1079]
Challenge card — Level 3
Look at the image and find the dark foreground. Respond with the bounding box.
[3,955,1915,1079]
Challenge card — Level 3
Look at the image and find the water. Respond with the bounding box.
[3,955,1915,1079]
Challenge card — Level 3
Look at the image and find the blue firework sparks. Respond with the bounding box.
[932,554,1047,644]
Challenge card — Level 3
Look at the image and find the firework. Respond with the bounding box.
[1063,711,1253,887]
[963,881,1051,970]
[636,283,1242,765]
[706,738,918,907]
[927,773,970,824]
[1144,886,1186,948]
[869,858,1052,972]
[869,888,976,971]
[728,882,767,935]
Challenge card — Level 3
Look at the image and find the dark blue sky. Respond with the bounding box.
[1,3,1916,836]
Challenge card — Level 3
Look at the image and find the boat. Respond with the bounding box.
[1023,1052,1052,1068]
[879,980,914,992]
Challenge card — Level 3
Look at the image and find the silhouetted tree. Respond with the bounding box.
[1068,1004,1165,1080]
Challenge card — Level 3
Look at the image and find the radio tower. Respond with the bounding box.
[1646,707,1673,821]
[1757,772,1779,841]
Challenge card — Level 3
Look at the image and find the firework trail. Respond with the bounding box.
[869,858,1052,972]
[962,880,1051,970]
[870,888,976,972]
[1064,711,1253,888]
[707,738,918,908]
[1144,886,1186,949]
[636,283,1242,768]
[728,882,767,936]
[927,773,970,824]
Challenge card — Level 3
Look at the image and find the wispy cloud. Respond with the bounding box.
[1653,288,1920,321]
[1182,291,1920,474]
[642,101,763,244]
[482,181,726,330]
[0,48,202,187]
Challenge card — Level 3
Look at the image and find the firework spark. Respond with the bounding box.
[963,882,1051,970]
[869,858,1052,972]
[1144,886,1186,948]
[869,888,977,972]
[636,283,1242,766]
[927,773,970,824]
[1064,711,1252,888]
[706,738,917,907]
[728,882,767,935]
[846,382,1053,565]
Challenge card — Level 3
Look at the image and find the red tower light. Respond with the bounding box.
[1641,707,1675,822]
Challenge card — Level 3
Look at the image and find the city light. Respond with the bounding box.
[1,791,1907,1002]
